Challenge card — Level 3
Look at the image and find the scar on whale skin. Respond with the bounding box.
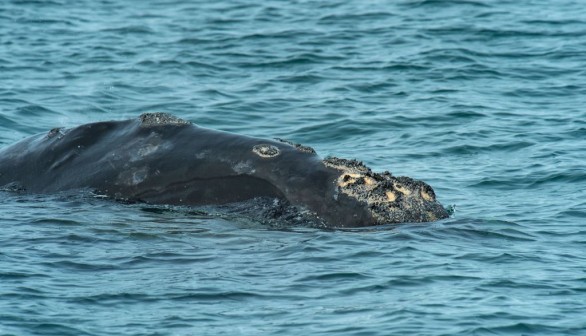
[252,144,280,158]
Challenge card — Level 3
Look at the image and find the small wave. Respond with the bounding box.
[39,260,121,272]
[30,218,84,226]
[296,272,370,282]
[412,219,538,242]
[400,0,491,8]
[243,53,345,68]
[13,322,95,336]
[472,170,586,189]
[442,141,535,155]
[121,254,216,267]
[557,209,586,219]
[318,11,396,23]
[101,25,154,35]
[15,104,58,117]
[0,271,50,280]
[460,322,565,336]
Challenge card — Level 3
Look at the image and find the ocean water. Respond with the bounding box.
[1,0,585,335]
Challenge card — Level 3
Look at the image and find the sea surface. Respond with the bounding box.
[1,0,585,335]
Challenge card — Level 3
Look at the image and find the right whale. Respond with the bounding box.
[0,113,449,227]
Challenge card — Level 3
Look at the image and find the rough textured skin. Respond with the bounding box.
[0,113,449,227]
[322,157,447,223]
[139,112,191,127]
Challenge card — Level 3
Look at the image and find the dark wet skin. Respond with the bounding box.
[0,113,449,227]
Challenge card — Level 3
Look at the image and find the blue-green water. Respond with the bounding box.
[1,0,585,335]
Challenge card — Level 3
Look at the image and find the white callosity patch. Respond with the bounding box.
[323,156,447,223]
[252,144,280,158]
[139,112,191,127]
[274,138,316,154]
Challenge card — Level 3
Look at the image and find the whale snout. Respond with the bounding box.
[323,157,449,225]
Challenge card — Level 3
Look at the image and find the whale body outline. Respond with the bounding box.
[0,113,449,228]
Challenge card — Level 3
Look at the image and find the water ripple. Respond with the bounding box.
[2,0,586,335]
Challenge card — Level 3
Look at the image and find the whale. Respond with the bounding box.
[0,113,449,227]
